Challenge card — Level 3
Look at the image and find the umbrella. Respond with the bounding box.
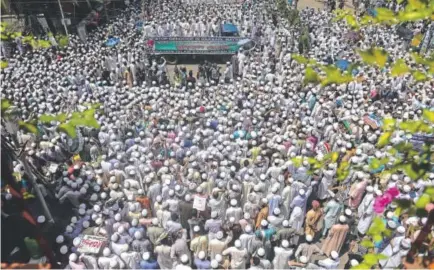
[105,37,120,47]
[336,59,350,71]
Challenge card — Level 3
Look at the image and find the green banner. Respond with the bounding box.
[152,37,246,55]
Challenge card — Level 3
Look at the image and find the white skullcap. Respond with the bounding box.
[142,252,150,260]
[69,253,78,262]
[114,213,121,221]
[134,231,142,240]
[397,226,406,234]
[230,199,237,206]
[111,233,119,242]
[257,247,265,256]
[152,218,159,225]
[93,205,101,212]
[78,208,86,215]
[37,215,46,223]
[387,220,398,229]
[66,225,73,233]
[142,209,148,217]
[299,189,305,196]
[229,217,235,223]
[194,225,200,232]
[282,239,289,248]
[306,234,313,242]
[198,251,206,259]
[216,231,224,239]
[117,225,125,234]
[282,220,289,227]
[331,251,339,259]
[300,256,308,263]
[345,209,352,216]
[386,211,394,219]
[339,215,347,223]
[244,213,250,220]
[211,211,218,218]
[245,225,252,233]
[73,237,81,247]
[185,194,192,201]
[273,208,281,215]
[211,260,219,268]
[261,220,268,227]
[366,186,374,193]
[56,235,65,244]
[131,218,139,226]
[103,247,111,257]
[403,185,411,193]
[83,220,90,228]
[234,240,241,248]
[181,254,189,263]
[350,260,359,266]
[401,238,411,249]
[95,217,103,225]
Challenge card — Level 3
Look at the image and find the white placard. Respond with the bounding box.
[193,195,207,211]
[77,235,106,254]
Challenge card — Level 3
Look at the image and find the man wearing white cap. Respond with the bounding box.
[222,240,248,269]
[194,250,211,270]
[357,186,375,235]
[208,231,233,260]
[322,215,349,256]
[272,240,293,269]
[295,234,323,261]
[317,250,340,269]
[322,191,342,238]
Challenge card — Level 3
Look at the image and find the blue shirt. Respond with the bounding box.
[140,259,159,269]
[194,258,211,269]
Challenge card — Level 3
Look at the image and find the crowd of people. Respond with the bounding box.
[1,0,434,269]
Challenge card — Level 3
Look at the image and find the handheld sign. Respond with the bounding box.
[193,195,207,211]
[77,235,107,254]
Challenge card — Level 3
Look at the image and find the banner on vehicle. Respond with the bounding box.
[152,37,244,54]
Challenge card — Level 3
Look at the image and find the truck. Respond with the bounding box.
[148,23,256,64]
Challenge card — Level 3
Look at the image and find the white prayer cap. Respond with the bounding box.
[216,231,224,239]
[185,194,191,201]
[403,185,411,193]
[387,220,397,229]
[69,253,78,262]
[234,240,242,248]
[245,225,252,233]
[274,208,281,215]
[152,218,159,225]
[282,220,289,227]
[94,205,101,212]
[111,233,119,242]
[211,260,219,268]
[56,235,64,244]
[261,198,268,204]
[282,239,289,248]
[138,189,144,195]
[117,225,125,234]
[331,250,339,259]
[181,254,189,263]
[83,221,90,228]
[257,248,265,257]
[114,213,121,221]
[134,231,142,240]
[386,211,394,219]
[194,225,200,232]
[131,218,139,226]
[37,215,46,223]
[344,209,352,216]
[73,237,81,247]
[347,259,359,267]
[397,226,406,234]
[299,189,306,196]
[306,234,313,242]
[156,195,162,202]
[66,225,73,233]
[198,251,206,260]
[366,186,374,193]
[230,199,237,206]
[401,238,411,249]
[244,213,250,220]
[261,220,268,227]
[142,252,150,261]
[229,217,235,223]
[103,247,111,256]
[300,256,308,263]
[95,218,103,225]
[142,209,148,217]
[211,211,218,218]
[339,215,346,223]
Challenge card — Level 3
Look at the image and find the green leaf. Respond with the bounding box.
[352,263,371,270]
[391,59,410,77]
[364,254,378,266]
[360,239,375,248]
[383,118,396,131]
[358,47,388,68]
[1,99,11,114]
[320,65,353,86]
[39,114,57,123]
[375,7,398,24]
[415,194,431,208]
[423,110,434,122]
[368,217,387,235]
[58,123,77,138]
[376,254,388,260]
[18,121,38,134]
[345,14,359,29]
[377,132,392,147]
[412,70,428,81]
[292,54,308,64]
[398,9,431,21]
[56,113,67,123]
[0,60,8,69]
[303,67,320,85]
[411,52,426,65]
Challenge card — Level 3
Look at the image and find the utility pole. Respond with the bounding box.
[56,0,69,36]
